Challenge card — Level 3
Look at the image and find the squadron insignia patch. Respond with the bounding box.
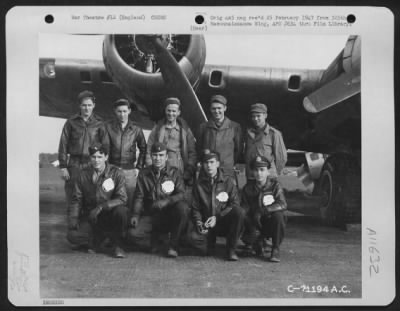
[161,180,175,194]
[102,178,115,192]
[263,194,275,206]
[216,191,229,202]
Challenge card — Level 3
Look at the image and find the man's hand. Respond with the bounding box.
[68,218,79,230]
[133,168,140,178]
[151,199,169,211]
[61,168,70,181]
[89,206,103,224]
[130,216,139,228]
[204,216,216,229]
[196,221,208,235]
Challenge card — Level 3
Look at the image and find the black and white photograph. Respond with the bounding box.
[38,32,362,299]
[6,6,395,306]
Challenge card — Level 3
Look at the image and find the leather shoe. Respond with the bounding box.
[227,249,239,261]
[270,247,280,262]
[113,246,125,258]
[167,248,178,258]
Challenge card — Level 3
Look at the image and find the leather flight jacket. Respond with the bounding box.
[58,113,107,169]
[132,165,185,217]
[241,177,287,216]
[105,119,147,170]
[69,164,127,223]
[191,168,241,224]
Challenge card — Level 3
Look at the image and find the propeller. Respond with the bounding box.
[148,35,207,126]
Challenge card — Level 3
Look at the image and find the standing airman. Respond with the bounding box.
[58,90,108,208]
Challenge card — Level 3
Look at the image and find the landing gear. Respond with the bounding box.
[317,154,361,228]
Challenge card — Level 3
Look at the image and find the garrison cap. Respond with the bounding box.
[250,103,268,114]
[151,142,167,153]
[210,94,227,106]
[88,143,108,156]
[113,98,131,109]
[250,155,271,169]
[77,90,95,104]
[201,149,220,162]
[164,97,181,108]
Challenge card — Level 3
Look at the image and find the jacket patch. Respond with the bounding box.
[102,178,115,192]
[161,180,175,194]
[263,194,275,206]
[216,191,229,203]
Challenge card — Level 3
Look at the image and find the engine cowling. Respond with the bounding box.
[102,34,206,119]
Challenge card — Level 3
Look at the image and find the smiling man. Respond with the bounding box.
[67,143,128,258]
[58,90,108,209]
[105,99,146,210]
[146,97,197,185]
[129,142,189,258]
[197,95,243,180]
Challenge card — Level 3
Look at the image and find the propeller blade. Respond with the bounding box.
[303,72,360,113]
[150,36,207,127]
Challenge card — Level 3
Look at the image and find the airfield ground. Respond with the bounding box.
[40,166,361,299]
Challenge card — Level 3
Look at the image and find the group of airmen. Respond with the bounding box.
[59,90,288,262]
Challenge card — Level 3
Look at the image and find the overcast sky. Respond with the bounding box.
[39,34,348,153]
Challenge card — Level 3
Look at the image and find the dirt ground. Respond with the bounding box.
[40,167,361,300]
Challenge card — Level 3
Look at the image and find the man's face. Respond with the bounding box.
[253,166,270,183]
[114,105,131,123]
[251,112,267,129]
[79,98,95,118]
[151,150,168,169]
[210,102,226,123]
[203,158,220,177]
[90,151,108,170]
[165,104,180,123]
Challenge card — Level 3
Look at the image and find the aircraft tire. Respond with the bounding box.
[317,154,361,228]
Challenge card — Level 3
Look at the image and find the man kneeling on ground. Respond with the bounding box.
[190,150,245,261]
[128,142,189,258]
[241,156,287,262]
[67,143,128,258]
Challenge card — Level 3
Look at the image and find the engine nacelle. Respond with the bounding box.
[102,34,206,118]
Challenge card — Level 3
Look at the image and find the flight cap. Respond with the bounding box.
[250,103,268,114]
[250,155,271,169]
[164,97,181,108]
[88,143,108,156]
[77,90,95,104]
[201,149,220,162]
[210,94,227,106]
[151,142,167,153]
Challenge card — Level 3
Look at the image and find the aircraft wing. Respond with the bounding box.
[303,35,361,114]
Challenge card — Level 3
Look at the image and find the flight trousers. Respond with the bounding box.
[189,205,245,254]
[242,211,286,249]
[67,205,128,248]
[127,201,189,250]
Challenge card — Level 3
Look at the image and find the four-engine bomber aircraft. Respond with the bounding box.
[39,34,361,227]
